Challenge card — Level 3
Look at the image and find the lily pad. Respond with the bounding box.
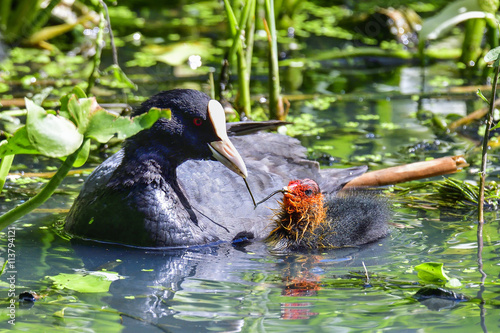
[133,41,213,67]
[415,262,449,282]
[415,262,462,287]
[47,271,120,293]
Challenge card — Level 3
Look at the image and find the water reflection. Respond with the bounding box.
[68,237,390,332]
[1,206,499,331]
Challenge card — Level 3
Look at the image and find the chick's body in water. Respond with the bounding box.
[267,179,391,250]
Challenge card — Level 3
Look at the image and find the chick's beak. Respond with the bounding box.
[284,183,297,194]
[207,100,248,178]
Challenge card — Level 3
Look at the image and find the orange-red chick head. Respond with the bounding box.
[276,179,326,241]
[283,179,323,215]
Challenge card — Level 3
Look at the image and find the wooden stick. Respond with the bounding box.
[449,99,500,131]
[343,155,469,188]
[0,99,27,107]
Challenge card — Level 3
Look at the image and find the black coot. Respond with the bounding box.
[64,89,367,247]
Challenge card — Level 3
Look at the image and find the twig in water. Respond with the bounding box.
[362,261,371,286]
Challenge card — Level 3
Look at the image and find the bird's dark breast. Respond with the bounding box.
[65,151,221,247]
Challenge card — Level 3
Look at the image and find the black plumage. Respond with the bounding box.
[64,89,368,247]
[267,179,391,250]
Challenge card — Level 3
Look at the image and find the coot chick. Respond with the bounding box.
[267,179,391,250]
[65,89,368,248]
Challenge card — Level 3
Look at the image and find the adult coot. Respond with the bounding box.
[65,89,367,247]
[267,179,391,250]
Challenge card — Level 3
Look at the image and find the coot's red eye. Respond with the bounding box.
[193,117,203,126]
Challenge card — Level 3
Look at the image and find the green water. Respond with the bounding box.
[1,85,499,331]
[0,196,498,332]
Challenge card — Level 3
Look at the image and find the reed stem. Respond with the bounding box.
[264,0,285,120]
[478,63,500,222]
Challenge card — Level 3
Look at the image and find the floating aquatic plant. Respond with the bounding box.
[395,177,500,212]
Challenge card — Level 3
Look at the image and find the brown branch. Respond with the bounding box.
[449,98,500,131]
[343,155,469,188]
[0,99,29,107]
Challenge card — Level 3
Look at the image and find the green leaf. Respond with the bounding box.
[59,91,95,127]
[491,122,500,130]
[0,154,14,192]
[5,94,167,161]
[32,87,53,105]
[419,0,497,52]
[484,46,500,65]
[53,308,66,318]
[84,108,170,143]
[414,262,450,282]
[72,86,87,99]
[67,95,95,132]
[0,259,7,276]
[73,139,91,167]
[59,95,72,120]
[446,277,462,288]
[104,64,137,90]
[47,271,120,293]
[477,89,490,104]
[0,126,40,158]
[25,98,84,157]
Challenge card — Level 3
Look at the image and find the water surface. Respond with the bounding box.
[1,70,499,331]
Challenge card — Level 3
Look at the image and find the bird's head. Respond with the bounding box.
[283,179,323,215]
[133,89,247,178]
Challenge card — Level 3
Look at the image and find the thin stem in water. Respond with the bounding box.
[0,140,88,230]
[477,220,488,333]
[264,0,285,120]
[475,54,498,333]
[86,11,105,96]
[478,63,500,222]
[99,0,118,66]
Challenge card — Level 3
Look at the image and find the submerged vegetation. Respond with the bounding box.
[396,177,500,212]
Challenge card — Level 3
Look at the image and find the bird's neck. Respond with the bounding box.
[126,127,190,165]
[117,132,189,184]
